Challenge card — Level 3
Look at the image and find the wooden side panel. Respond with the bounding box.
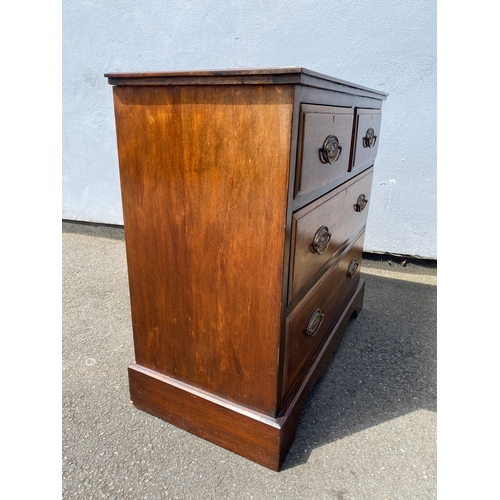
[113,85,294,416]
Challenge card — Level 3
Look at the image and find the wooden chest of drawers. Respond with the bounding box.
[105,67,387,471]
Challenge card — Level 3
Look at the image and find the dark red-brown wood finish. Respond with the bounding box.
[113,84,294,416]
[106,67,387,471]
[288,168,373,308]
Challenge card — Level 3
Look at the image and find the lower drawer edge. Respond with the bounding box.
[279,278,366,415]
[282,230,366,400]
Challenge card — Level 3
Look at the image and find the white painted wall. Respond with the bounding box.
[62,0,436,259]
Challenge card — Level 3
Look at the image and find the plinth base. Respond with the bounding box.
[128,280,365,471]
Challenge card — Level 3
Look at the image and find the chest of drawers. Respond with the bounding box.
[105,67,387,471]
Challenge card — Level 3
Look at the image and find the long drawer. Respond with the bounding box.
[288,167,373,305]
[283,230,365,399]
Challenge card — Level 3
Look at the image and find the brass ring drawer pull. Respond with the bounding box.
[312,226,332,255]
[320,135,342,164]
[354,194,368,212]
[363,128,377,148]
[304,308,324,337]
[347,258,359,278]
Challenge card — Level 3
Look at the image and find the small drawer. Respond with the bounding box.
[350,108,382,172]
[283,230,365,399]
[295,104,354,200]
[288,167,373,305]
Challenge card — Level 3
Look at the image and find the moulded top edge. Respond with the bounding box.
[104,66,304,78]
[104,67,388,98]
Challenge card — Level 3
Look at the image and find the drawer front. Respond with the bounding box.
[288,168,373,305]
[295,104,354,199]
[350,108,382,172]
[283,231,365,398]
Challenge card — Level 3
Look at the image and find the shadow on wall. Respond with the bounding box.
[282,273,437,470]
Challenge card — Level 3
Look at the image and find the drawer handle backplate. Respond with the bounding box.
[305,308,325,337]
[312,226,332,255]
[347,258,359,278]
[363,128,377,148]
[354,194,368,212]
[320,135,342,164]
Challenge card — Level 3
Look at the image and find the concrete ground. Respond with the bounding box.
[62,221,437,500]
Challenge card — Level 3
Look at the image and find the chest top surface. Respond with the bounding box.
[105,66,388,99]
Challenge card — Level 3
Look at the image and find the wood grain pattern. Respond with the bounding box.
[113,84,294,416]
